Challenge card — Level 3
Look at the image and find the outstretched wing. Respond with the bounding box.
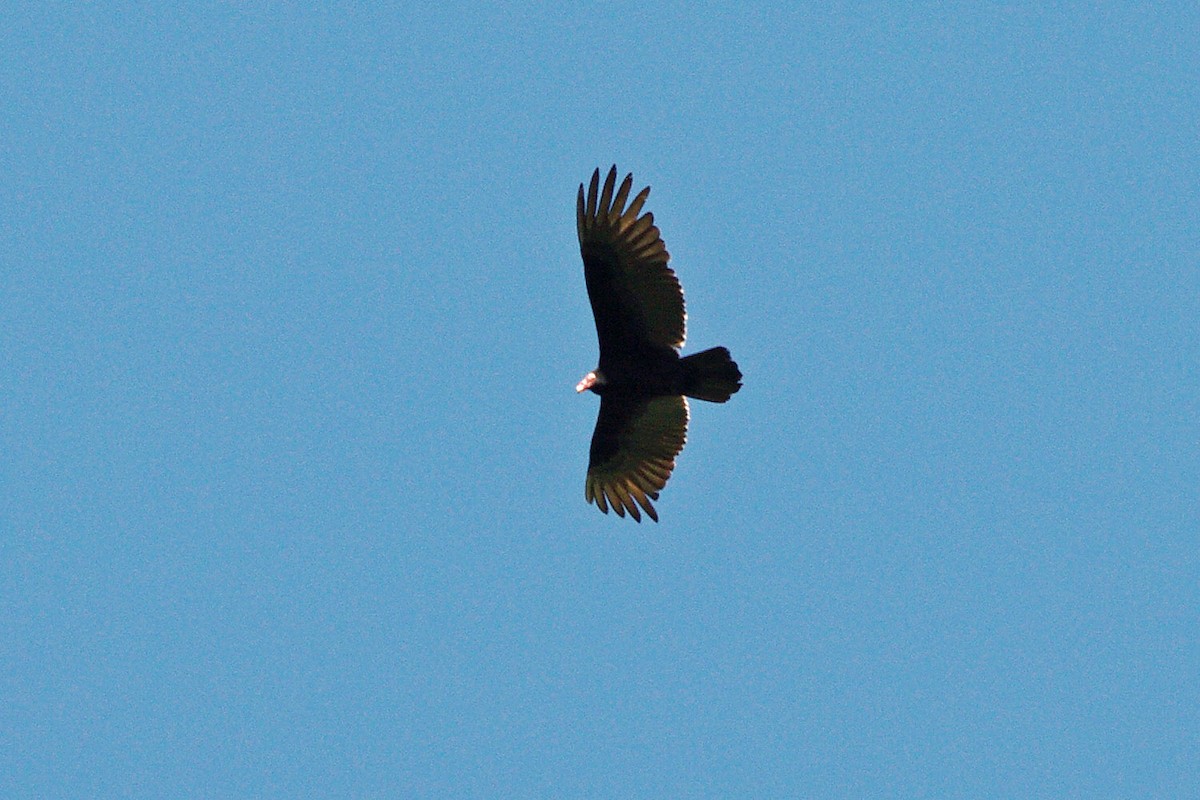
[577,166,686,360]
[585,394,689,523]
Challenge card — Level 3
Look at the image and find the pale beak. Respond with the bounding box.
[575,372,597,393]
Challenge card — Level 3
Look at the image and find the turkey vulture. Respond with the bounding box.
[575,166,742,522]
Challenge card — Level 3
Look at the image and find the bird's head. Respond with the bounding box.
[575,369,606,394]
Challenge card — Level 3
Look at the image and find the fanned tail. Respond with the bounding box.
[681,347,742,403]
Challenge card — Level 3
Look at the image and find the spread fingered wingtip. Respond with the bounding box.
[582,166,640,220]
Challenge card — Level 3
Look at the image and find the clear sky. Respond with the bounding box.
[3,3,1197,797]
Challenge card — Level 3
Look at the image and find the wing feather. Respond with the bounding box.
[622,187,651,224]
[585,395,689,523]
[578,167,686,358]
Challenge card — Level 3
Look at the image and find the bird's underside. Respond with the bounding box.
[575,166,742,523]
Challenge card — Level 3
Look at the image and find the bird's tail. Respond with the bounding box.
[681,347,742,403]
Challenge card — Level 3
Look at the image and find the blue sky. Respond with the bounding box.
[2,3,1197,797]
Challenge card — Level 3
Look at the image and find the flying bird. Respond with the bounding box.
[575,166,742,522]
